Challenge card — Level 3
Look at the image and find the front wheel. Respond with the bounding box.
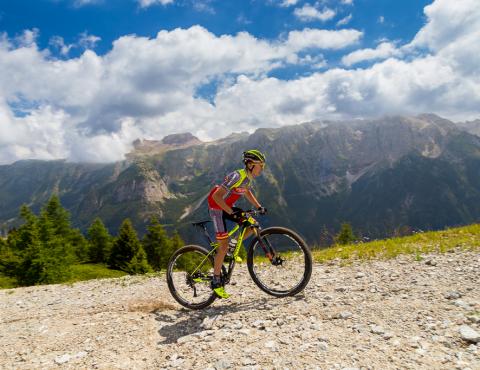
[166,245,217,310]
[247,227,312,297]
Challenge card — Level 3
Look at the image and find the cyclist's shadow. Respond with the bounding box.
[154,294,304,345]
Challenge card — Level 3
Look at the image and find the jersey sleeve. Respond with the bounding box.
[220,171,241,190]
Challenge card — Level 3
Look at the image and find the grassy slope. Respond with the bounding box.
[2,223,479,289]
[313,223,480,263]
[66,264,128,283]
[0,264,128,289]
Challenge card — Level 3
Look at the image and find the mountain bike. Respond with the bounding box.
[166,210,313,310]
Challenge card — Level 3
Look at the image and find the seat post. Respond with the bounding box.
[202,225,214,245]
[193,222,215,246]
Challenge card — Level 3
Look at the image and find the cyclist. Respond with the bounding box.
[207,149,267,298]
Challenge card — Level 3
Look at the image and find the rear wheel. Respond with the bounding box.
[247,227,312,297]
[166,245,217,310]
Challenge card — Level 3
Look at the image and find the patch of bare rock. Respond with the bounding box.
[1,249,479,369]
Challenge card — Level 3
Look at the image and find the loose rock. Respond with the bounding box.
[459,325,480,344]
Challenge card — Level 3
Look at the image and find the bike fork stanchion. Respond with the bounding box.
[253,227,276,263]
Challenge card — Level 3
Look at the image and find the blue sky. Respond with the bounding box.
[0,0,479,163]
[1,0,430,67]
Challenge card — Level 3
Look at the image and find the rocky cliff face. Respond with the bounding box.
[1,114,480,241]
[455,119,480,137]
[127,133,203,159]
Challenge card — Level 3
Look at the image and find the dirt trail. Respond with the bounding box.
[1,250,479,369]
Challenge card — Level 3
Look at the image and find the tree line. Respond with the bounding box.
[0,195,183,286]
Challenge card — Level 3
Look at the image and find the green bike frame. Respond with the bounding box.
[190,215,259,282]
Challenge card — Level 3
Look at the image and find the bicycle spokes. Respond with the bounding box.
[250,233,308,294]
[170,249,215,305]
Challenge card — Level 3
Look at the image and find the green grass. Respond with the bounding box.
[312,223,480,264]
[0,264,129,289]
[65,264,128,284]
[0,274,17,289]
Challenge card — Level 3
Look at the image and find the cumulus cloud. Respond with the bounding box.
[341,42,400,66]
[294,4,336,22]
[408,0,479,52]
[286,28,362,51]
[0,26,361,163]
[1,0,480,164]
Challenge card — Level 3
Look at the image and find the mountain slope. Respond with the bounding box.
[1,115,480,243]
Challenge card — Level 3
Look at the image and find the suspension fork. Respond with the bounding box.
[252,226,276,262]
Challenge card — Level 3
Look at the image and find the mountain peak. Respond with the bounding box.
[161,132,202,145]
[129,133,202,159]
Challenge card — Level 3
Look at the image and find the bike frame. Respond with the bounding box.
[191,213,263,285]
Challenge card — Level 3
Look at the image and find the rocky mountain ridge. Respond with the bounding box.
[1,114,480,242]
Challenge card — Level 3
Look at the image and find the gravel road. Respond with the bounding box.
[1,249,479,369]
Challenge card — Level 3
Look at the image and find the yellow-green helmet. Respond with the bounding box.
[243,150,266,164]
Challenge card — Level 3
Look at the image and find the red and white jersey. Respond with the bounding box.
[207,169,251,210]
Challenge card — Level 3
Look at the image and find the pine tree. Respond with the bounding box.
[109,219,151,274]
[15,205,74,285]
[69,228,90,262]
[0,236,18,276]
[87,218,112,263]
[2,216,25,277]
[21,235,74,285]
[13,205,39,251]
[335,222,356,245]
[4,205,41,281]
[142,217,173,271]
[44,195,71,238]
[42,195,87,262]
[170,231,184,253]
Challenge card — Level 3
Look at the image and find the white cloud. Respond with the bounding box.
[336,14,352,27]
[49,36,74,56]
[341,0,353,4]
[294,4,336,22]
[0,26,360,163]
[15,29,39,47]
[74,0,99,5]
[192,0,215,14]
[236,14,252,25]
[342,42,400,66]
[278,0,299,7]
[408,0,479,52]
[48,32,100,56]
[138,0,174,8]
[1,0,480,164]
[378,16,385,24]
[286,28,362,51]
[78,32,101,49]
